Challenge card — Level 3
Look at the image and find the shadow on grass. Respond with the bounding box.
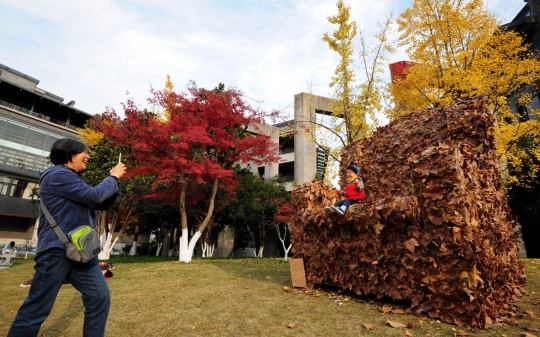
[206,257,293,286]
[39,290,81,336]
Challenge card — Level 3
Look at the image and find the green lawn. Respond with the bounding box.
[1,257,539,336]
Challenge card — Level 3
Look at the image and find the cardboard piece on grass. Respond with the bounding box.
[289,258,306,288]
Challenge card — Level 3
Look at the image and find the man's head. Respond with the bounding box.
[9,241,15,247]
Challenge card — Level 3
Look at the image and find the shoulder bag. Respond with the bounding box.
[40,200,101,263]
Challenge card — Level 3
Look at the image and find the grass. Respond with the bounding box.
[1,257,540,336]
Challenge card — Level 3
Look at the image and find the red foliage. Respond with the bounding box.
[92,82,280,206]
[274,201,294,224]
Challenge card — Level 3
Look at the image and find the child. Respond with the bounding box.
[324,165,364,215]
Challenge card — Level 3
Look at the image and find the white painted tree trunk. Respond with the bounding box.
[178,228,202,263]
[257,246,264,257]
[206,243,215,257]
[156,243,163,256]
[201,242,215,257]
[129,241,137,255]
[98,224,123,260]
[276,225,292,261]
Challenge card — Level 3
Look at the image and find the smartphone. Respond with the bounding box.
[118,153,122,163]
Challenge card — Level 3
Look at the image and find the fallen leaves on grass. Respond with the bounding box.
[387,319,408,328]
[526,326,540,332]
[523,311,539,319]
[521,332,538,337]
[508,317,520,326]
[363,323,376,330]
[380,305,392,314]
[286,322,297,329]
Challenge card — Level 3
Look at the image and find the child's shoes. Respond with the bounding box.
[330,205,345,215]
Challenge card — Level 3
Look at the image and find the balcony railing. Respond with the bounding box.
[0,99,77,130]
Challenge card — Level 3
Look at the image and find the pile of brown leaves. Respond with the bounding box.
[291,97,526,328]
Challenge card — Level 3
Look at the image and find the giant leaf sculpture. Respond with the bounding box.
[291,97,525,328]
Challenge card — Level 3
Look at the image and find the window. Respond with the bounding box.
[0,174,38,199]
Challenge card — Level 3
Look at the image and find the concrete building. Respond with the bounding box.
[256,92,333,191]
[0,63,92,247]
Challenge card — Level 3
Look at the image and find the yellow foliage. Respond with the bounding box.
[165,74,174,94]
[78,126,103,153]
[322,0,359,143]
[317,1,394,184]
[390,0,540,187]
[162,74,175,121]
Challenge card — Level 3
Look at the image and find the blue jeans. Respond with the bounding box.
[334,198,360,211]
[8,248,110,337]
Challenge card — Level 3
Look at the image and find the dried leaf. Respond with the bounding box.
[526,327,540,332]
[363,323,377,330]
[453,330,469,336]
[524,310,539,319]
[405,330,413,336]
[286,322,297,329]
[387,319,408,328]
[380,305,392,314]
[404,238,419,253]
[521,333,538,337]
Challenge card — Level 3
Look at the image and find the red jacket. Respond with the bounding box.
[338,178,364,200]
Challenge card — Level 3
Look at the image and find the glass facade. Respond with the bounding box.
[0,115,63,173]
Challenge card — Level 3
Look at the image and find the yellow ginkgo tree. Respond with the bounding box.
[389,0,540,187]
[313,0,393,183]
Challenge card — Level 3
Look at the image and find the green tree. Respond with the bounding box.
[217,168,290,257]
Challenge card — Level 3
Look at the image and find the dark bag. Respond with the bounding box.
[40,201,101,263]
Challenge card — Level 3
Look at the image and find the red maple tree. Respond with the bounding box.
[92,82,280,262]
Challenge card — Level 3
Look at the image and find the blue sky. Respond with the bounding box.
[0,0,526,119]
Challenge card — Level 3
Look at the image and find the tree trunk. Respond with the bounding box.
[179,175,220,263]
[98,230,114,260]
[129,225,140,256]
[276,224,292,261]
[202,242,215,257]
[161,228,171,256]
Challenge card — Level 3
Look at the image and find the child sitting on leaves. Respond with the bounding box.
[324,165,364,215]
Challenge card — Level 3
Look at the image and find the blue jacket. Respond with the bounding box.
[37,165,120,254]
